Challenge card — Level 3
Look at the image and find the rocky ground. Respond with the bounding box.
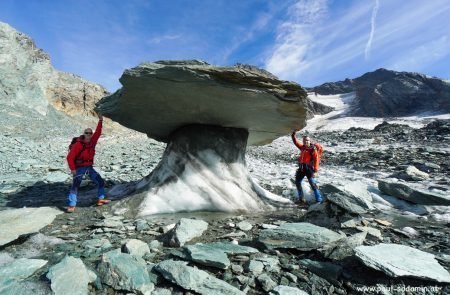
[1,119,449,294]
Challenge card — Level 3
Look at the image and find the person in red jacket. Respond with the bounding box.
[291,130,323,205]
[66,113,110,212]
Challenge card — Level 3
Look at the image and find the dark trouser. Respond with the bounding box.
[295,164,323,202]
[68,166,105,206]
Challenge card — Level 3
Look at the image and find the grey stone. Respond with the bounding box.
[405,166,429,181]
[356,226,382,240]
[257,273,277,292]
[81,238,112,257]
[45,171,70,183]
[184,244,230,269]
[0,207,62,246]
[325,232,367,260]
[378,179,450,205]
[299,259,342,285]
[237,221,253,231]
[95,60,309,146]
[136,219,149,231]
[122,239,150,258]
[271,285,309,295]
[231,264,244,274]
[321,183,374,214]
[355,243,450,283]
[97,250,154,294]
[46,256,96,295]
[0,258,47,281]
[255,256,280,272]
[257,222,344,250]
[164,218,208,247]
[156,259,245,295]
[149,240,162,250]
[244,260,265,275]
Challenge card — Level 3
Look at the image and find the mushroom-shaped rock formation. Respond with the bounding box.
[96,60,310,216]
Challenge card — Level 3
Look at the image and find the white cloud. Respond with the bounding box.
[147,34,181,45]
[365,0,379,60]
[265,0,328,78]
[389,35,450,72]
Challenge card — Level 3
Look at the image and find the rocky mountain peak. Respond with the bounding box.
[311,68,450,117]
[0,21,108,117]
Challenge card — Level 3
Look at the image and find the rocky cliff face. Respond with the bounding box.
[0,22,108,117]
[311,68,450,117]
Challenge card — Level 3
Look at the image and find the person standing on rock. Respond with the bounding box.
[291,130,323,205]
[66,113,110,213]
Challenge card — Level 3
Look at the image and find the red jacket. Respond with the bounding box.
[291,132,321,172]
[67,120,102,171]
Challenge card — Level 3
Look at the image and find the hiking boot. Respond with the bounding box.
[97,199,111,206]
[66,206,76,213]
[294,199,307,206]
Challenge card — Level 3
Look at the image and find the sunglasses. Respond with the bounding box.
[84,132,93,135]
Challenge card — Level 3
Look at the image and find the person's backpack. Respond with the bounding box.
[311,143,324,167]
[68,136,86,162]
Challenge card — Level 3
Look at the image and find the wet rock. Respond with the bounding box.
[155,259,245,295]
[257,222,344,250]
[163,218,208,247]
[122,239,150,258]
[97,250,154,294]
[0,207,62,246]
[46,256,96,295]
[270,285,309,295]
[378,179,450,205]
[355,243,450,283]
[0,258,47,293]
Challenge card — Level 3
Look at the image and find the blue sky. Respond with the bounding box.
[1,0,449,92]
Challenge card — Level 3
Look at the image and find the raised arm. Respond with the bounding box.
[291,130,303,150]
[91,117,103,145]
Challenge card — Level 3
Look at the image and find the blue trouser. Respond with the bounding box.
[295,164,323,202]
[68,166,105,206]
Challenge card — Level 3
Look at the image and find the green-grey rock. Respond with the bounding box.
[378,179,450,205]
[81,238,112,257]
[156,259,245,295]
[184,244,230,269]
[325,232,367,260]
[257,222,344,250]
[0,258,47,294]
[164,218,208,247]
[122,239,150,258]
[244,260,265,274]
[321,183,374,214]
[355,243,450,283]
[0,207,62,246]
[257,273,277,292]
[97,250,154,294]
[270,285,309,295]
[237,221,253,231]
[299,259,342,285]
[46,256,96,295]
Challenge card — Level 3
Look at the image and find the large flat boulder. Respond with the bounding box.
[257,222,344,250]
[0,258,47,293]
[155,259,244,295]
[321,183,375,214]
[378,179,450,205]
[0,207,62,246]
[355,243,450,283]
[95,60,309,145]
[47,256,96,295]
